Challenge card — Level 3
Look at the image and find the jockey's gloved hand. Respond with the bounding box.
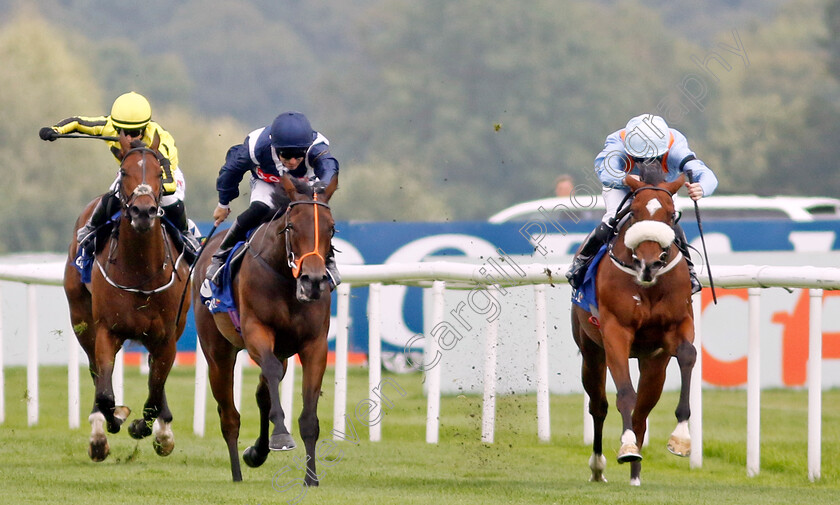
[39,127,58,141]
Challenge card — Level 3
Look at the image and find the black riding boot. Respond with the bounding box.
[673,224,702,294]
[205,220,247,286]
[77,191,120,255]
[565,221,614,289]
[162,201,200,265]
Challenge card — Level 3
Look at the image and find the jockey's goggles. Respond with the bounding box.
[630,154,664,165]
[277,148,306,160]
[119,128,144,138]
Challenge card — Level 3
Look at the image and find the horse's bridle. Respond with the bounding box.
[608,185,683,279]
[117,146,164,222]
[280,193,332,278]
[95,146,182,295]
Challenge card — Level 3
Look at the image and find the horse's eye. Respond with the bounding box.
[119,169,127,177]
[330,227,336,237]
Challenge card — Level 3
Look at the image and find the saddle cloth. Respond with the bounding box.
[570,244,609,313]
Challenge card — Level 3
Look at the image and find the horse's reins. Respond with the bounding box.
[96,146,180,295]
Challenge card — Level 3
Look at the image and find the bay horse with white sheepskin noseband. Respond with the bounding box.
[63,131,190,462]
[571,165,696,486]
[192,174,337,482]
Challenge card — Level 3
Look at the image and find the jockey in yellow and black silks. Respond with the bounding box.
[40,91,200,263]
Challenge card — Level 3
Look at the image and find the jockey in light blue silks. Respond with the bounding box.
[566,114,719,294]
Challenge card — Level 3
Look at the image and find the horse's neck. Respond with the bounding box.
[249,221,293,277]
[112,219,168,272]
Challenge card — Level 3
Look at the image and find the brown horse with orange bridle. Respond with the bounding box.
[193,174,337,483]
[64,132,190,462]
[571,166,696,486]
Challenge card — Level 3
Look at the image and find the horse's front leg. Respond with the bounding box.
[89,327,130,461]
[601,320,640,465]
[298,336,328,487]
[128,337,177,457]
[668,334,697,457]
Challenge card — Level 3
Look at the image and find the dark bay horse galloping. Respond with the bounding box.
[64,132,190,461]
[193,174,337,482]
[571,167,696,486]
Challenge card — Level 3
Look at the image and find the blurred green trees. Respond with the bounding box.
[1,0,839,252]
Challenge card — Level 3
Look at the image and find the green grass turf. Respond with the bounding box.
[0,364,838,504]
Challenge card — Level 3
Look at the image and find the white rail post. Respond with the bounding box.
[281,354,296,433]
[690,294,703,468]
[332,283,350,440]
[0,284,4,425]
[368,283,383,442]
[481,285,499,444]
[746,288,761,477]
[193,337,207,437]
[426,281,444,444]
[534,284,550,442]
[808,289,823,482]
[68,330,80,429]
[27,284,38,426]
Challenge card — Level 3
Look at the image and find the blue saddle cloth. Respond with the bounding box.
[200,241,247,316]
[73,211,122,283]
[570,244,609,313]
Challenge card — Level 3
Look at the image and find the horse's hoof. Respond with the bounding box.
[128,418,153,439]
[617,443,642,464]
[114,405,131,422]
[304,476,319,487]
[88,435,110,462]
[629,477,641,486]
[243,446,269,468]
[588,453,608,482]
[106,406,131,433]
[269,433,296,451]
[152,419,175,456]
[667,435,691,457]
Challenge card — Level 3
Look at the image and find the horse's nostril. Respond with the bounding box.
[148,207,158,218]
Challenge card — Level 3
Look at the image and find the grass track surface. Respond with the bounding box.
[1,365,838,504]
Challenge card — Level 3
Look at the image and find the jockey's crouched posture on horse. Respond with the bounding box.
[204,111,341,290]
[39,91,202,263]
[566,114,718,294]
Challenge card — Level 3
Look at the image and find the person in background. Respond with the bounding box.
[204,111,341,289]
[39,91,200,262]
[554,174,575,197]
[565,113,718,294]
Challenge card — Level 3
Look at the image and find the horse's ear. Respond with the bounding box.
[118,130,131,159]
[281,174,301,201]
[624,174,644,192]
[665,174,685,195]
[150,131,161,152]
[323,175,339,202]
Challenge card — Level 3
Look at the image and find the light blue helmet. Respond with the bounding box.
[269,111,313,149]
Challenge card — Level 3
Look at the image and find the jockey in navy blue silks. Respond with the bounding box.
[204,111,340,288]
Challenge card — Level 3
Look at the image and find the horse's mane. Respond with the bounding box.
[637,162,666,186]
[270,178,328,211]
[129,139,146,149]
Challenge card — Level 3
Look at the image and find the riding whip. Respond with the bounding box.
[175,224,218,329]
[53,133,121,141]
[685,169,717,304]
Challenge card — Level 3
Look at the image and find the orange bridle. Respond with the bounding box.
[285,193,330,278]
